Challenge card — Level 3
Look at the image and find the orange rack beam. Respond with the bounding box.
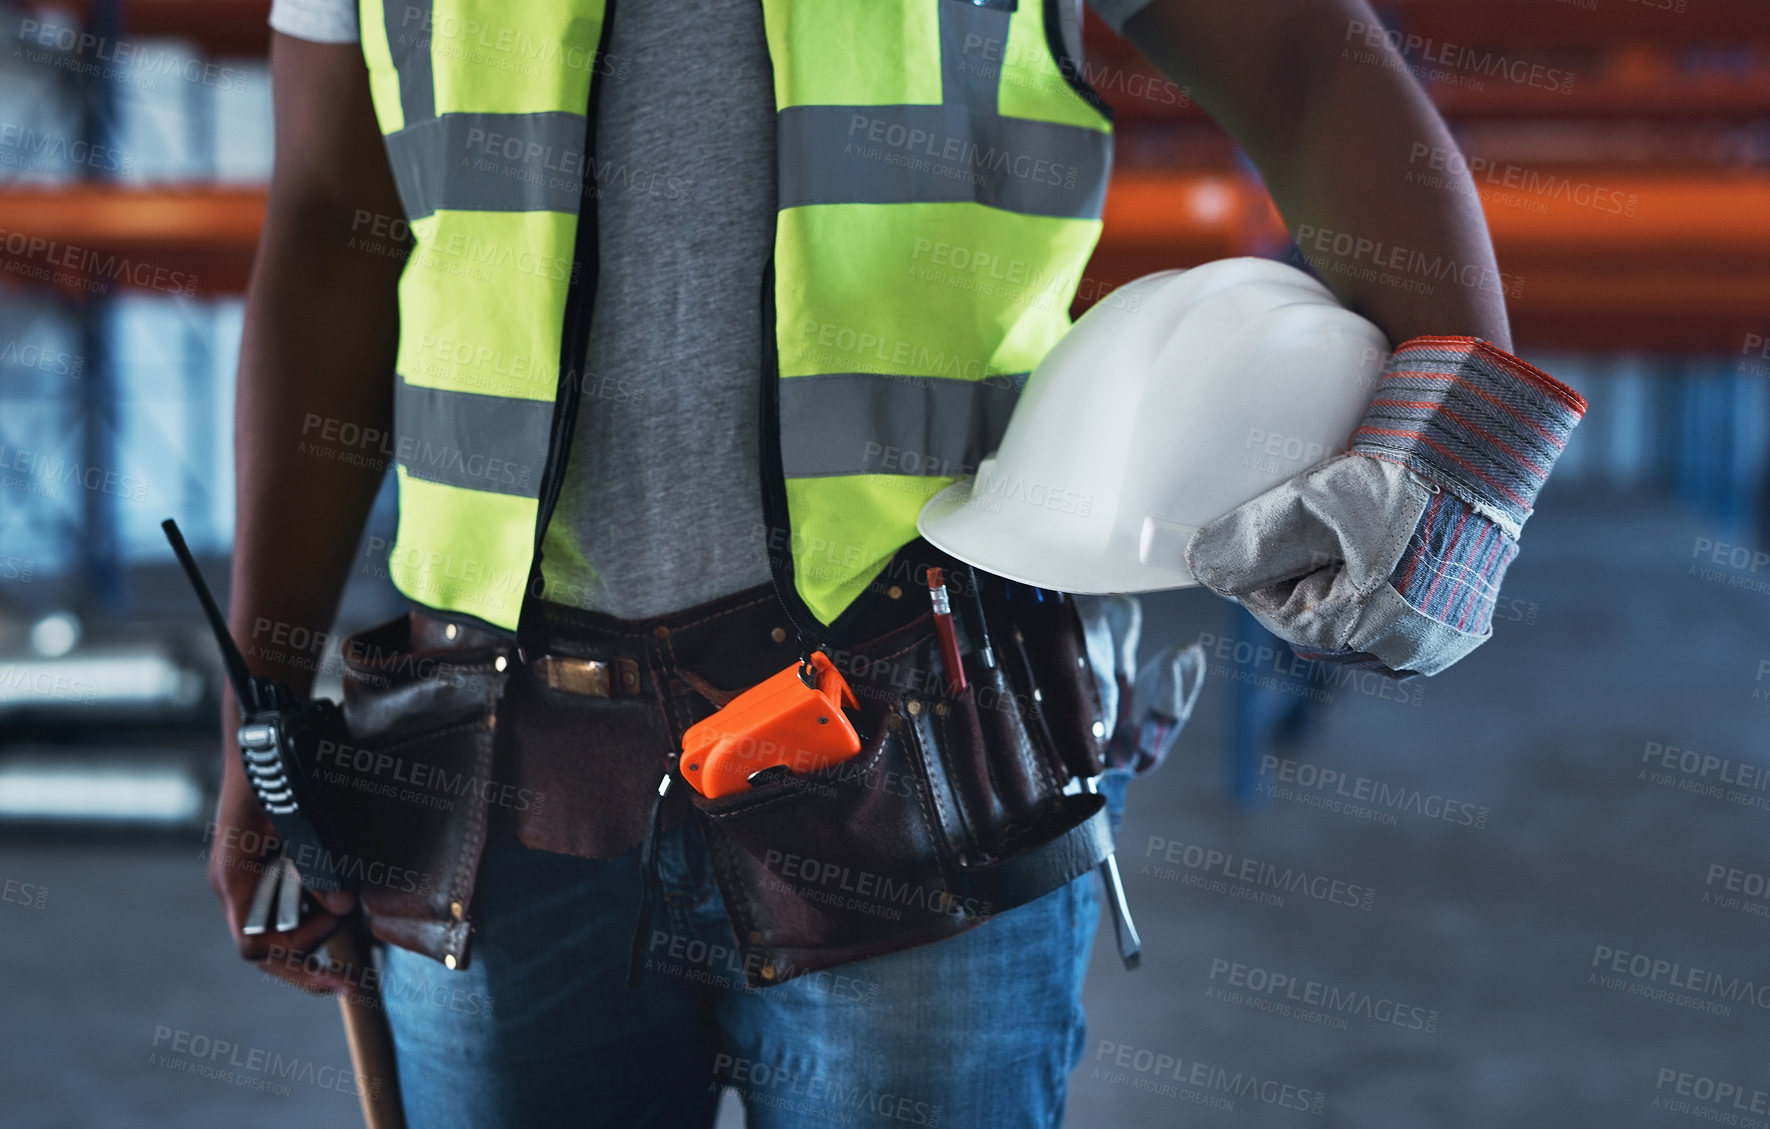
[2,173,1767,352]
[1089,172,1770,353]
[0,185,264,298]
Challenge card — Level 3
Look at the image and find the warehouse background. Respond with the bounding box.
[1,1,1768,1126]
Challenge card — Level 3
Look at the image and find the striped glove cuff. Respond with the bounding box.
[1350,337,1588,537]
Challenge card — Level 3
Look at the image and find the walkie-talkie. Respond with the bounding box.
[162,519,354,894]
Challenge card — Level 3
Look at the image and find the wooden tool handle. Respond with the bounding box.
[327,917,407,1129]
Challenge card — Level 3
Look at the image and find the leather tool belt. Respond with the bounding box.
[313,544,1117,984]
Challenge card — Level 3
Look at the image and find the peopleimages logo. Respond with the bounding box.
[1703,863,1770,921]
[311,738,543,816]
[1343,19,1576,93]
[761,848,992,921]
[1142,835,1377,911]
[1,876,48,910]
[1590,943,1770,1016]
[0,124,133,174]
[1207,958,1440,1032]
[201,824,431,896]
[714,1053,943,1127]
[16,20,248,92]
[397,6,631,78]
[972,461,1093,517]
[1654,1068,1770,1119]
[0,444,149,503]
[149,1026,382,1099]
[0,337,82,377]
[1405,143,1639,218]
[1090,1041,1327,1114]
[1259,753,1488,827]
[0,663,98,705]
[845,113,1077,189]
[0,227,198,295]
[1637,740,1770,815]
[1292,223,1522,299]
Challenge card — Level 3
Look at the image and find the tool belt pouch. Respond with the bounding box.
[686,580,1114,988]
[306,614,512,971]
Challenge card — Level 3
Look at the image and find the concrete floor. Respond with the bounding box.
[4,491,1768,1128]
[1071,490,1770,1128]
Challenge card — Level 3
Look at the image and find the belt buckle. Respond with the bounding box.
[535,656,641,697]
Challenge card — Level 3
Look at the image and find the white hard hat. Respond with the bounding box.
[917,257,1389,593]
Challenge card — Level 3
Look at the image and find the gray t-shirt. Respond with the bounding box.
[271,0,1153,620]
[535,0,778,619]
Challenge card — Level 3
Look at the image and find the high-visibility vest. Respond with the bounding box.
[359,0,1111,634]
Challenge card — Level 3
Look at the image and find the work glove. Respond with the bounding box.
[1184,336,1587,678]
[1106,642,1206,775]
[1075,593,1206,775]
[1075,593,1142,744]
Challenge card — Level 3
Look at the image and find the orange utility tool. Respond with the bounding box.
[680,650,862,799]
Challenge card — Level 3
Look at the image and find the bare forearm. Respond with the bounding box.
[1124,0,1512,350]
[230,209,400,694]
[228,34,407,696]
[1251,17,1512,349]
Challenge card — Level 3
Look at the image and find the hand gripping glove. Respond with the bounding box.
[1184,336,1587,678]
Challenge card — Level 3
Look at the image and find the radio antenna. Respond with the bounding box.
[161,518,258,711]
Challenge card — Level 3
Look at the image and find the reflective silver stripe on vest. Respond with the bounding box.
[386,112,589,221]
[939,0,1009,111]
[384,0,434,127]
[778,106,1109,219]
[380,0,1100,222]
[395,377,552,498]
[778,372,1027,478]
[777,0,1107,219]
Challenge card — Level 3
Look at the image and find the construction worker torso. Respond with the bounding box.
[357,0,1113,638]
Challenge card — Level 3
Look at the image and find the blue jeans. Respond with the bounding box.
[380,815,1104,1128]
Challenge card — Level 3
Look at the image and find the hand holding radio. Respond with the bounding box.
[166,519,360,993]
[210,737,358,994]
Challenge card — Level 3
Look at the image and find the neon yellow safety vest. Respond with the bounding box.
[359,0,1111,635]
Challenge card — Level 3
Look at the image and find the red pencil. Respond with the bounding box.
[926,567,967,695]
